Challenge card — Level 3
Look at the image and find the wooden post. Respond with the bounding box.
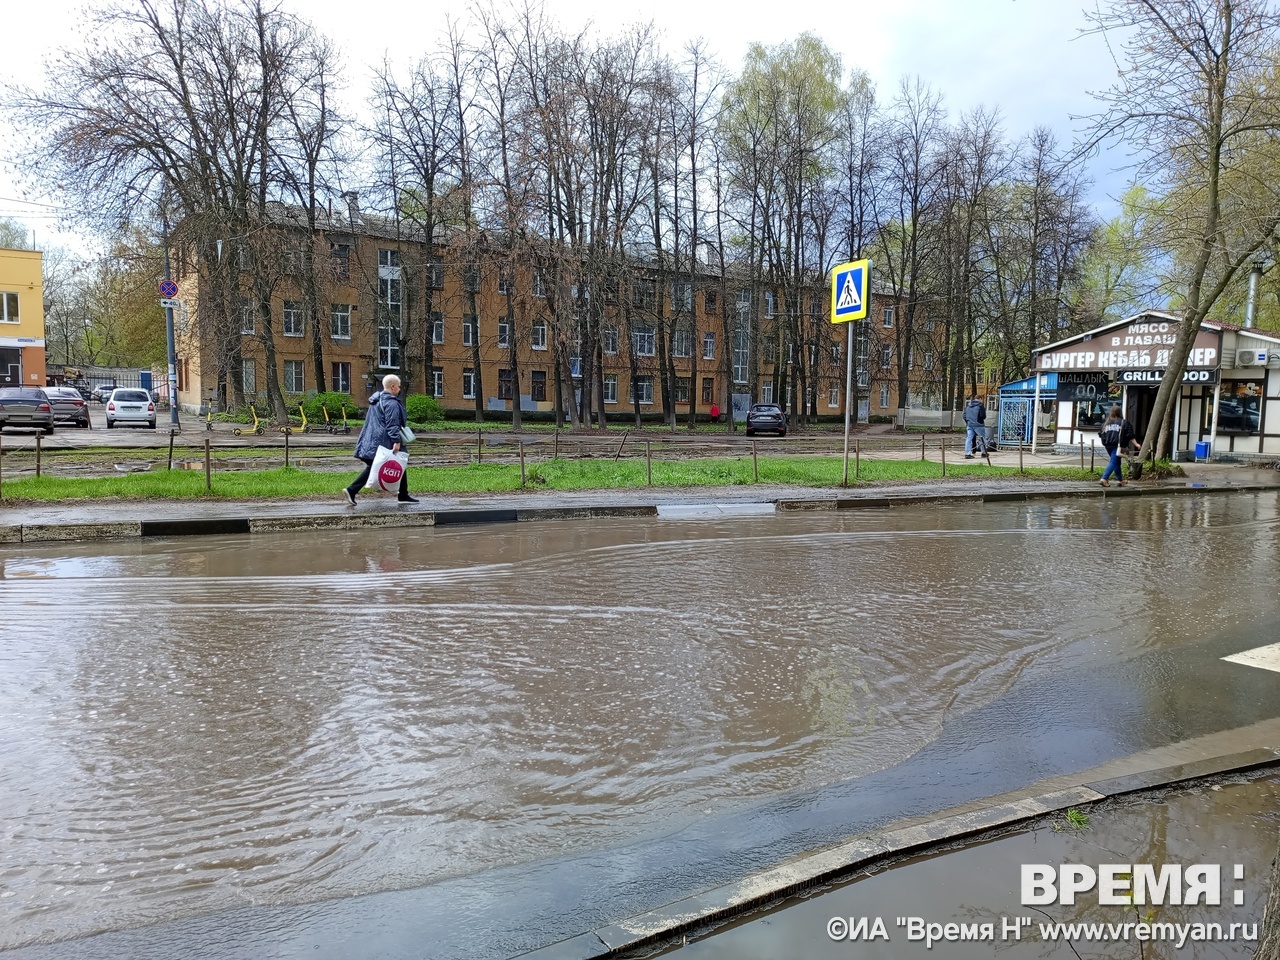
[0,442,4,498]
[842,431,850,487]
[613,429,629,461]
[553,428,559,460]
[752,441,759,482]
[35,431,43,478]
[284,427,290,469]
[204,436,212,491]
[477,429,482,463]
[168,429,176,470]
[1019,439,1024,474]
[940,439,946,477]
[1080,440,1084,472]
[920,435,926,461]
[519,440,526,487]
[645,441,651,485]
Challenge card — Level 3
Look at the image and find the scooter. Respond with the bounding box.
[280,404,311,434]
[232,404,264,436]
[323,405,352,435]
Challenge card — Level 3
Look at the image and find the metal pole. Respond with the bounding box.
[163,221,180,429]
[1019,438,1024,474]
[1208,380,1223,462]
[842,319,853,487]
[1246,262,1263,328]
[1031,370,1042,454]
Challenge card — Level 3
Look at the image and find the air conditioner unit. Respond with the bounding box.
[1268,351,1280,370]
[1236,348,1267,366]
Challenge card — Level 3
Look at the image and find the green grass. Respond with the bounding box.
[0,455,1097,502]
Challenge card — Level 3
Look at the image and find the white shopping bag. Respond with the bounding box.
[365,445,409,492]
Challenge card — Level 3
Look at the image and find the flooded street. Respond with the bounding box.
[1,492,1278,956]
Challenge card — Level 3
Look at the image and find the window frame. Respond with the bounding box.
[283,359,304,394]
[330,303,351,340]
[282,300,304,337]
[462,368,475,400]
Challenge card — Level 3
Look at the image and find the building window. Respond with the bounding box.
[462,368,475,399]
[497,269,511,296]
[330,303,351,340]
[763,338,777,364]
[283,360,304,394]
[283,300,304,337]
[672,282,693,312]
[602,276,619,303]
[858,369,870,388]
[880,345,892,370]
[329,243,350,280]
[736,288,751,319]
[531,320,547,350]
[675,376,691,403]
[829,384,840,407]
[463,262,480,292]
[241,359,256,397]
[703,331,715,360]
[924,351,935,371]
[764,290,775,317]
[673,328,692,358]
[530,370,547,402]
[497,320,510,349]
[810,295,823,320]
[632,278,656,309]
[463,316,477,347]
[378,317,400,369]
[432,366,443,399]
[882,304,894,328]
[431,312,444,345]
[830,342,841,363]
[702,377,713,404]
[533,270,546,298]
[378,248,402,369]
[498,368,513,399]
[761,379,774,404]
[428,256,444,290]
[733,327,749,383]
[604,373,617,404]
[632,323,655,357]
[704,288,718,315]
[630,375,654,404]
[331,362,351,394]
[603,326,619,355]
[879,384,891,408]
[240,303,255,335]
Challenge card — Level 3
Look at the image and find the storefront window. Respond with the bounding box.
[1207,381,1262,435]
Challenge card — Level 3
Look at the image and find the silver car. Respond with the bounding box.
[0,387,56,434]
[44,386,93,428]
[105,388,157,429]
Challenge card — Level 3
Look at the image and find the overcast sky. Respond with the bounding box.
[0,0,1130,253]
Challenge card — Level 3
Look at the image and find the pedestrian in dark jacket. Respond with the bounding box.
[1098,405,1138,487]
[963,393,988,457]
[343,374,417,505]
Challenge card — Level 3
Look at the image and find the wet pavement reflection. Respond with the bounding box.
[1,492,1278,955]
[662,774,1280,959]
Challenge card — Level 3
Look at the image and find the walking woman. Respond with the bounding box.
[1098,404,1138,487]
[343,374,418,505]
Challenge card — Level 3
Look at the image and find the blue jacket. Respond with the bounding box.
[354,390,407,461]
[963,400,986,427]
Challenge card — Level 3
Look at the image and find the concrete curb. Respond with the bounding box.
[513,747,1280,959]
[2,482,1276,543]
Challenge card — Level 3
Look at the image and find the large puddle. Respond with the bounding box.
[0,492,1278,952]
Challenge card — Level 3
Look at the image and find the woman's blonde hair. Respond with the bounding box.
[382,374,402,390]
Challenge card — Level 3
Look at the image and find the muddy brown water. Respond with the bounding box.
[0,492,1278,952]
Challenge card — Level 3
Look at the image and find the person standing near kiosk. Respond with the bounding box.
[1099,405,1139,487]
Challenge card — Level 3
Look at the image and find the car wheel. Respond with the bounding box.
[777,429,787,437]
[745,428,755,436]
[148,420,156,429]
[44,426,55,435]
[106,420,115,429]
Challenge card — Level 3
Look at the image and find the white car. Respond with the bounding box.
[105,388,157,429]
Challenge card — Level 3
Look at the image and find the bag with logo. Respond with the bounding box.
[365,445,409,492]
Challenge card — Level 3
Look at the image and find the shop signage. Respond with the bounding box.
[1036,319,1221,372]
[1055,371,1110,402]
[1116,368,1220,385]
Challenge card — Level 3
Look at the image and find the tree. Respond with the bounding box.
[1083,0,1280,460]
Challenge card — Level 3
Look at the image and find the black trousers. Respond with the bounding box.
[347,458,409,498]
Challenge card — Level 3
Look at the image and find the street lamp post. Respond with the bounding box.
[162,221,180,429]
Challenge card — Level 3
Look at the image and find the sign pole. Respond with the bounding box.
[831,257,871,486]
[842,318,853,486]
[161,224,181,430]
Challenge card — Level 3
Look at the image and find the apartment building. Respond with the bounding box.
[0,247,46,389]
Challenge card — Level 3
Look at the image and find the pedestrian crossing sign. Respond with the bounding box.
[830,259,870,323]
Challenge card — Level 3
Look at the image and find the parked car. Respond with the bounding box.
[44,386,92,428]
[745,403,787,437]
[0,387,56,434]
[91,384,117,403]
[105,388,156,429]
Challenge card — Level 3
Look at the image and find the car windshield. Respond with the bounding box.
[113,390,151,402]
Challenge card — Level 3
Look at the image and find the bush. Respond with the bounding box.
[301,391,358,423]
[405,394,445,424]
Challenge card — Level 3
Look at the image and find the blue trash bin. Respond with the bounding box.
[1194,441,1211,461]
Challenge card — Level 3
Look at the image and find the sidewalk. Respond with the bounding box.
[0,460,1276,544]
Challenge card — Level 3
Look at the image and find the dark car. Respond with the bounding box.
[44,386,93,428]
[745,403,787,437]
[0,387,56,434]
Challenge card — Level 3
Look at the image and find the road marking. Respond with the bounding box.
[1222,642,1280,674]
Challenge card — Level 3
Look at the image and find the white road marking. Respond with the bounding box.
[1222,643,1280,674]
